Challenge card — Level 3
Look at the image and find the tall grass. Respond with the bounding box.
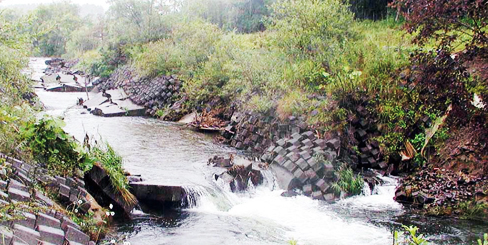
[88,142,137,206]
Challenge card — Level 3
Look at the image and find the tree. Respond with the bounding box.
[393,0,488,120]
[391,0,488,48]
[28,2,82,56]
[106,0,170,43]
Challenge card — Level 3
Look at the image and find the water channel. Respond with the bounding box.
[30,58,487,245]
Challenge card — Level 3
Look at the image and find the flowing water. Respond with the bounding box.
[30,58,487,245]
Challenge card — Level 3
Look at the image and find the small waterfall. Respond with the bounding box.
[182,184,238,211]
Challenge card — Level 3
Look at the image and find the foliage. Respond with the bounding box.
[394,225,429,245]
[391,0,487,49]
[20,116,90,176]
[333,163,364,196]
[106,0,171,44]
[0,12,36,160]
[181,0,271,33]
[87,141,137,206]
[267,0,355,62]
[28,2,83,56]
[479,233,488,245]
[456,201,488,221]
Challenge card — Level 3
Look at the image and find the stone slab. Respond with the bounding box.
[37,225,64,245]
[13,224,40,245]
[64,226,89,245]
[36,213,61,228]
[8,187,30,202]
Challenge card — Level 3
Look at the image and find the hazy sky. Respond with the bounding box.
[0,0,110,10]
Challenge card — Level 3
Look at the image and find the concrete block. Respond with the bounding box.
[272,155,286,166]
[0,190,8,201]
[61,217,80,231]
[0,180,7,191]
[0,226,13,245]
[16,172,32,186]
[287,153,300,162]
[291,132,301,139]
[301,131,314,139]
[326,138,341,150]
[8,187,30,202]
[8,180,28,192]
[312,191,324,200]
[304,170,318,182]
[315,179,330,193]
[324,193,336,202]
[314,139,326,148]
[299,151,311,160]
[302,139,313,147]
[307,157,318,168]
[287,138,300,147]
[35,191,54,207]
[64,226,89,245]
[36,213,61,228]
[293,169,308,183]
[283,160,296,172]
[58,184,70,201]
[55,177,66,186]
[12,224,40,245]
[296,158,309,171]
[312,162,324,172]
[69,189,80,204]
[37,225,64,245]
[13,212,36,229]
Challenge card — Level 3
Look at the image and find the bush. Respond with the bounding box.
[20,116,90,176]
[331,163,364,196]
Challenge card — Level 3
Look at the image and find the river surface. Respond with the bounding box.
[30,58,487,245]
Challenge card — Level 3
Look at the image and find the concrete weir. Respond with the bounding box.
[83,89,146,117]
[129,183,188,208]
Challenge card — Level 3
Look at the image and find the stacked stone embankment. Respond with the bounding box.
[96,67,183,117]
[0,154,97,245]
[221,112,345,201]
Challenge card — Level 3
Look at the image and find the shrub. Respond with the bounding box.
[20,116,90,176]
[331,163,364,196]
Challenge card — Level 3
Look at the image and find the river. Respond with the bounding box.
[30,58,487,245]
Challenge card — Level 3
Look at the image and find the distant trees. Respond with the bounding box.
[180,0,271,33]
[29,2,82,56]
[349,0,393,20]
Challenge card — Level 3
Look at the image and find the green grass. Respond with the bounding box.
[88,142,137,206]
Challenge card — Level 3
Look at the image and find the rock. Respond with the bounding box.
[312,191,324,200]
[281,190,299,197]
[324,193,336,202]
[303,184,313,196]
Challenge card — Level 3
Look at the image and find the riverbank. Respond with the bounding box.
[51,54,488,222]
